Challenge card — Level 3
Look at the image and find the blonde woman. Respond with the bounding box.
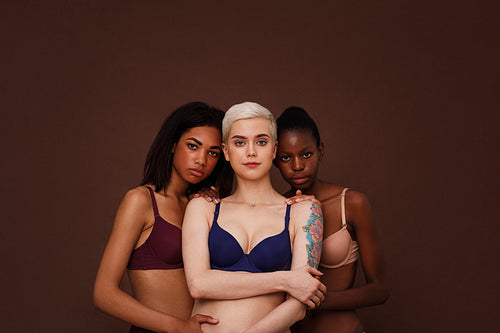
[182,102,324,332]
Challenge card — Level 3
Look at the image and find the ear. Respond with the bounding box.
[318,142,324,160]
[221,142,230,161]
[272,141,278,159]
[171,142,177,154]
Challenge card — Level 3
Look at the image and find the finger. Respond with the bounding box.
[306,300,315,310]
[296,189,302,196]
[190,194,200,199]
[193,314,219,324]
[307,266,324,276]
[318,282,327,294]
[311,295,321,307]
[315,289,326,302]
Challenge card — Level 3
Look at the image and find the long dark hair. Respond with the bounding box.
[276,106,321,147]
[141,102,233,197]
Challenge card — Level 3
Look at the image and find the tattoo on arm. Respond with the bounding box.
[302,203,323,268]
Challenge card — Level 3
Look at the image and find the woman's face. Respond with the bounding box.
[172,126,222,184]
[223,117,277,180]
[275,130,323,190]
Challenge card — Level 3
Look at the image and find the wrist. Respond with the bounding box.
[277,271,289,293]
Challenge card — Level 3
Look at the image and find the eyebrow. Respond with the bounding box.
[230,133,271,140]
[186,137,221,150]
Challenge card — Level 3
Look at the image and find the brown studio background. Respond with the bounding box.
[1,1,498,332]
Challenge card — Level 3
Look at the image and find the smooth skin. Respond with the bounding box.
[276,130,389,333]
[93,126,223,333]
[182,118,325,332]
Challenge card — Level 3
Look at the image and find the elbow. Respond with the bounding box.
[92,284,105,311]
[379,286,390,304]
[375,282,390,305]
[187,279,208,300]
[92,280,114,312]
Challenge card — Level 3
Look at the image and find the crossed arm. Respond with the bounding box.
[243,201,324,332]
[182,198,325,308]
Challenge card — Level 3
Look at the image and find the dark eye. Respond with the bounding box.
[279,155,291,162]
[302,152,312,159]
[188,143,197,150]
[208,151,220,158]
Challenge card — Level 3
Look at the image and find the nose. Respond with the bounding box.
[246,142,256,157]
[292,156,304,171]
[196,152,207,167]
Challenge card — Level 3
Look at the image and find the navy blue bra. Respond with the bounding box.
[208,203,292,273]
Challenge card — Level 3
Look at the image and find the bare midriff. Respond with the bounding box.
[128,268,193,320]
[193,292,286,332]
[294,263,362,333]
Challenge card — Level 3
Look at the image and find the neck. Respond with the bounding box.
[291,178,323,197]
[232,174,281,205]
[163,169,190,200]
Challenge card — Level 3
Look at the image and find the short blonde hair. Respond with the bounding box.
[222,102,277,142]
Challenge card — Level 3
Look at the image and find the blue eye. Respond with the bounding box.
[257,140,268,146]
[234,141,244,146]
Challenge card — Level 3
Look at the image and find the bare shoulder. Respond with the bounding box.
[119,186,152,211]
[345,189,371,211]
[290,200,323,223]
[186,196,217,214]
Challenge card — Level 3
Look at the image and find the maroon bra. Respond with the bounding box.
[127,186,183,270]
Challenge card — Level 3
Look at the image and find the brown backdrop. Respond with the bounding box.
[1,1,498,332]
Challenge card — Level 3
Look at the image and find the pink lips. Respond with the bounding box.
[244,162,260,168]
[189,168,204,177]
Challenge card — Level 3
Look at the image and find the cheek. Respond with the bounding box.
[277,162,292,176]
[207,157,219,171]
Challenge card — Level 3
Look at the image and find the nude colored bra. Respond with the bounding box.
[319,188,359,269]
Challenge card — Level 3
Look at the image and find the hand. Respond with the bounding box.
[286,265,326,309]
[285,190,321,206]
[174,314,218,333]
[189,186,220,204]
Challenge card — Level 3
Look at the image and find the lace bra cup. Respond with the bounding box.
[319,188,359,269]
[209,203,292,273]
[127,187,183,270]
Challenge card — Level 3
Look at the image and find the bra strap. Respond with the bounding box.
[213,202,221,223]
[341,188,349,226]
[145,186,160,217]
[285,204,291,230]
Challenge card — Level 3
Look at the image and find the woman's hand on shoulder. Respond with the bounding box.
[285,189,321,206]
[189,186,220,204]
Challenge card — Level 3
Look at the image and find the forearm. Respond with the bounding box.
[188,269,289,300]
[93,284,182,333]
[244,297,306,333]
[319,281,389,310]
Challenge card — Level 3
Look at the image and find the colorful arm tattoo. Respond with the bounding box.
[302,203,323,268]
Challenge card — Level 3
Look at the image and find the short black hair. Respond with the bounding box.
[276,106,321,147]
